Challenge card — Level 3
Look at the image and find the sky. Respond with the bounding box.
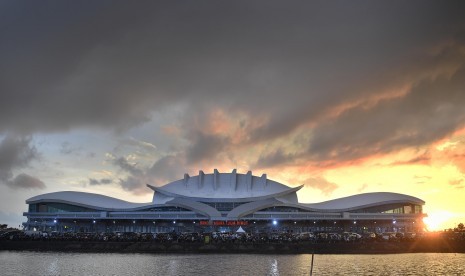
[1,1,465,231]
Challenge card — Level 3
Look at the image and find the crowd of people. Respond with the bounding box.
[0,228,438,244]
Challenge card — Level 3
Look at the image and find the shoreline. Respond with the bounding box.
[2,238,465,254]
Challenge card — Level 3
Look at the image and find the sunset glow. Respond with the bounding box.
[1,2,465,231]
[423,211,455,231]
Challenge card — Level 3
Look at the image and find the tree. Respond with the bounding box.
[458,223,464,231]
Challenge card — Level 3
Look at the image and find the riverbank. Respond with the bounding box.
[2,238,465,254]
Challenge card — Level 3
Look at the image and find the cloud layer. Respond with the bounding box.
[0,135,44,189]
[1,1,465,196]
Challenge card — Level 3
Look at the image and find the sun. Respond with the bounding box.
[423,211,453,231]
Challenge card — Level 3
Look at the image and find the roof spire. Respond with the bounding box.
[213,169,219,190]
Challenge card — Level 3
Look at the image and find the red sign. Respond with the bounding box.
[199,220,248,226]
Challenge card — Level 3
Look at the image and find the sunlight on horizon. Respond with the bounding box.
[423,210,456,231]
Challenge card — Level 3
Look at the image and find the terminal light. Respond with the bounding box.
[173,220,176,224]
[272,220,277,226]
[53,219,57,223]
[353,221,357,224]
[93,220,96,224]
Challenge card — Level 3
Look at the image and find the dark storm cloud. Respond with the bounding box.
[147,155,187,184]
[111,154,186,194]
[111,156,146,193]
[0,1,461,132]
[88,178,112,186]
[255,149,298,169]
[0,136,38,177]
[111,154,181,193]
[7,173,46,190]
[185,131,229,163]
[113,157,143,176]
[0,135,44,189]
[308,64,465,163]
[1,1,465,168]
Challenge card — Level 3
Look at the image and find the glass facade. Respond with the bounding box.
[257,206,311,213]
[29,203,97,213]
[201,202,249,211]
[137,206,191,212]
[23,190,425,234]
[352,204,423,214]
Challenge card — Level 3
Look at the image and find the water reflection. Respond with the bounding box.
[168,259,180,275]
[47,258,59,276]
[268,259,279,276]
[1,252,464,276]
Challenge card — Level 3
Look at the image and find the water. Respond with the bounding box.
[1,252,464,275]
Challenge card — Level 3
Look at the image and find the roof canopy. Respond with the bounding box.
[25,170,425,218]
[147,169,303,201]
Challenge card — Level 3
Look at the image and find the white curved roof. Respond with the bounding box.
[302,192,425,211]
[25,171,425,218]
[26,191,150,211]
[150,169,301,201]
[226,192,424,218]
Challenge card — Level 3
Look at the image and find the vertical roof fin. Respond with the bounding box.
[184,173,190,187]
[198,170,204,189]
[231,169,237,191]
[246,171,252,191]
[260,173,267,189]
[213,169,219,191]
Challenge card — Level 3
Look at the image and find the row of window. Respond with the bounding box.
[28,203,190,213]
[28,202,423,214]
[201,202,250,211]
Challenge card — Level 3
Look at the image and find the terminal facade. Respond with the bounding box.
[23,169,426,234]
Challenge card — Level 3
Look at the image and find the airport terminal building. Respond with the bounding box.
[23,170,426,234]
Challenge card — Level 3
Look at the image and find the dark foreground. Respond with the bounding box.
[2,238,465,254]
